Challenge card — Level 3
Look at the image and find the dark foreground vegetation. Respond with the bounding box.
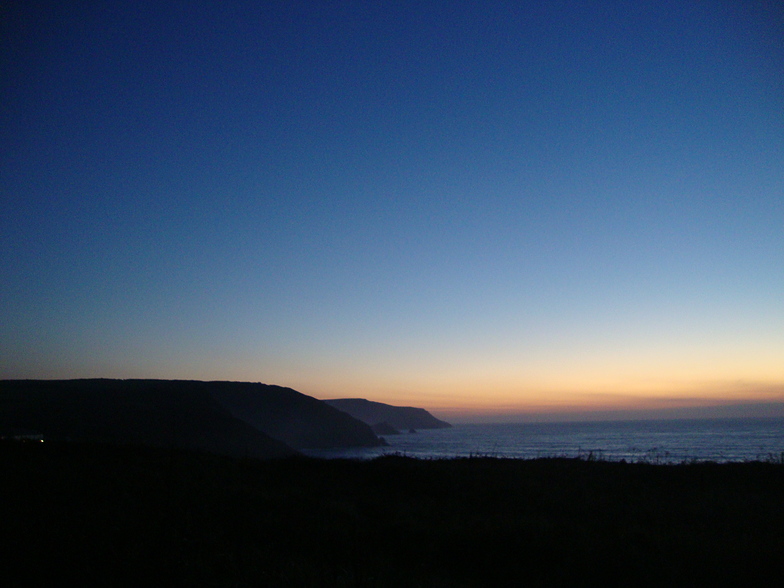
[3,441,783,587]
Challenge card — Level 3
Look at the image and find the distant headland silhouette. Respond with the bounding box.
[0,379,450,458]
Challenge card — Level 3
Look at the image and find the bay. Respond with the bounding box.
[303,417,784,463]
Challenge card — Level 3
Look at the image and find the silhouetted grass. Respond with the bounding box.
[2,441,783,586]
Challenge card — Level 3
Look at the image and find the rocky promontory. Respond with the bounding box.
[324,398,451,431]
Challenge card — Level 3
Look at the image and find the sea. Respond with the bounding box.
[303,417,784,463]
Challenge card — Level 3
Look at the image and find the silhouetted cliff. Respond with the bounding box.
[0,379,296,459]
[325,398,451,430]
[0,379,385,457]
[371,422,401,435]
[210,382,383,449]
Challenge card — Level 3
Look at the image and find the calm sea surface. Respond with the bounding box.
[304,418,784,463]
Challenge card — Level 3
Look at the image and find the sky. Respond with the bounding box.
[2,1,783,421]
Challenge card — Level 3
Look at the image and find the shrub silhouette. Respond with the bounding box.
[2,443,783,586]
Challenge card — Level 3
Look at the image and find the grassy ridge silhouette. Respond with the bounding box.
[2,441,783,587]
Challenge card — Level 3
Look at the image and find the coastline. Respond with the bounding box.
[304,417,784,463]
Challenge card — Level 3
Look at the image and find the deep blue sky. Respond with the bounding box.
[2,1,783,419]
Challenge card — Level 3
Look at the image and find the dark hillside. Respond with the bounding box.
[1,379,383,453]
[325,397,452,430]
[3,442,783,587]
[0,379,296,459]
[210,382,383,449]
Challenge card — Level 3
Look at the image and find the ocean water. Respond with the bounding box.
[304,417,784,463]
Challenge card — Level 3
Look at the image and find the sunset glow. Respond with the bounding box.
[2,1,782,421]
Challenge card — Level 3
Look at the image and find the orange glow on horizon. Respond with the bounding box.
[314,378,784,421]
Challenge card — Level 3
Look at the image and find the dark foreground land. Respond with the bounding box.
[3,442,783,587]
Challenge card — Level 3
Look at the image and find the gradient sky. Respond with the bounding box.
[2,1,783,420]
